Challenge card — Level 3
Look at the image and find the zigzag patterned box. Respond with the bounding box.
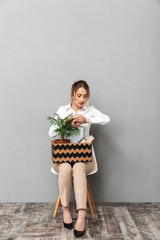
[51,141,92,163]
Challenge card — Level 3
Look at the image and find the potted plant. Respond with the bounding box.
[47,113,80,143]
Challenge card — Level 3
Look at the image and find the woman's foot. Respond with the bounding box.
[62,206,73,229]
[74,209,86,232]
[74,209,86,237]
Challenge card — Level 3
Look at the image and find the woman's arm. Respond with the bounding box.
[87,106,110,125]
[48,106,63,138]
[70,106,110,127]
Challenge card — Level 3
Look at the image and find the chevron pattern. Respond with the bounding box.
[51,142,92,163]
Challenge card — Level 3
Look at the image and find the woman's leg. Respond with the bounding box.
[53,163,73,223]
[72,161,95,210]
[72,160,95,230]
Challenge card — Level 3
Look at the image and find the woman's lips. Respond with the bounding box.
[79,102,84,105]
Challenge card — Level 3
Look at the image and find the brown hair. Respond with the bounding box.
[70,80,90,104]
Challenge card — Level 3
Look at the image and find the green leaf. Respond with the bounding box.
[47,112,81,139]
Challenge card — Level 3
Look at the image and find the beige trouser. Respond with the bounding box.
[53,160,95,210]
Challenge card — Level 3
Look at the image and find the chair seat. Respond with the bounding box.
[51,157,98,175]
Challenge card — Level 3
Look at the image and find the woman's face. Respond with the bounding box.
[72,87,89,108]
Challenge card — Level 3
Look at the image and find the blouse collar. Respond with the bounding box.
[66,102,89,111]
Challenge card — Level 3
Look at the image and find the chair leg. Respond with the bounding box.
[87,179,95,206]
[87,189,95,218]
[53,195,61,218]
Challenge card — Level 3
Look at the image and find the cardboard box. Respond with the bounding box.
[51,140,92,163]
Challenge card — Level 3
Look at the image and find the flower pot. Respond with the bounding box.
[54,139,70,144]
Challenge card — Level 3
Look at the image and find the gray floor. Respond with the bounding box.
[0,202,160,239]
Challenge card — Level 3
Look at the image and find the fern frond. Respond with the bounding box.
[47,112,81,139]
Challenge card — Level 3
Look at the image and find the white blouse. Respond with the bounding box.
[49,102,110,174]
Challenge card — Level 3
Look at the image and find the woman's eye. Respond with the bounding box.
[77,95,87,98]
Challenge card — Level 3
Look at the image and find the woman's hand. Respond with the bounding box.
[71,114,85,127]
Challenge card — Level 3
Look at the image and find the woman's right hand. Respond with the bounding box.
[71,114,85,127]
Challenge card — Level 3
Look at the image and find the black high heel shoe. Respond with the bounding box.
[74,228,85,238]
[63,221,74,230]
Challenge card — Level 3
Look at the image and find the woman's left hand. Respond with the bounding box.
[71,114,85,127]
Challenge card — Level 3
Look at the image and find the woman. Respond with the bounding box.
[49,80,110,238]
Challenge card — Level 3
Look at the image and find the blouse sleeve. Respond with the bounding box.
[88,106,110,125]
[48,106,63,138]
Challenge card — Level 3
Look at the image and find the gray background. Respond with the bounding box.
[0,0,160,202]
